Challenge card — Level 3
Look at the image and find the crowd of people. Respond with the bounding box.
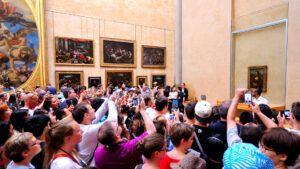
[0,82,299,169]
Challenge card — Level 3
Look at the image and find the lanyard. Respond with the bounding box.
[53,153,80,165]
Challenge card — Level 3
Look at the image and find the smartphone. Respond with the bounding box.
[169,114,174,121]
[280,110,290,118]
[244,91,252,104]
[132,98,138,105]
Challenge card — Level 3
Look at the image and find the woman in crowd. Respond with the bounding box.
[45,117,86,169]
[3,132,41,169]
[135,133,166,169]
[160,123,195,169]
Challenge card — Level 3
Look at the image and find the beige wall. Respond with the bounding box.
[233,23,286,105]
[183,0,300,106]
[44,0,175,88]
[286,0,300,108]
[182,0,231,104]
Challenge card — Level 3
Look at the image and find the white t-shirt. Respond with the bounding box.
[169,92,178,99]
[253,96,268,105]
[50,157,81,169]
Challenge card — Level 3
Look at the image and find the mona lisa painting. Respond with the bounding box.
[248,66,267,92]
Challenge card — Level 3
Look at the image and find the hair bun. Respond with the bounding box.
[136,140,145,151]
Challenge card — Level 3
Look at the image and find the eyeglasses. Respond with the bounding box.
[259,142,274,153]
[31,139,40,147]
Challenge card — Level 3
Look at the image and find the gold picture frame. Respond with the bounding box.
[100,37,136,67]
[55,71,84,90]
[151,74,166,89]
[142,45,166,68]
[248,66,268,92]
[136,76,148,87]
[105,70,133,88]
[1,0,47,92]
[54,37,94,66]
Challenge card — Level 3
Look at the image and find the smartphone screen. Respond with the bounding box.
[244,91,252,104]
[281,110,290,118]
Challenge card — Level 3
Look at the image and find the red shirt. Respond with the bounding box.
[160,153,180,169]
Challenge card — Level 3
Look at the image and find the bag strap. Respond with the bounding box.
[193,131,205,155]
[53,154,80,165]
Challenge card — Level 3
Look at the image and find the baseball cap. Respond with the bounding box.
[194,101,212,124]
[223,143,274,169]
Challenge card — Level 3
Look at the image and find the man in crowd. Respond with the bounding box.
[253,88,268,105]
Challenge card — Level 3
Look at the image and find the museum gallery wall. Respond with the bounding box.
[45,0,175,89]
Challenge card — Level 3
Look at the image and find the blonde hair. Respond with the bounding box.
[44,117,74,166]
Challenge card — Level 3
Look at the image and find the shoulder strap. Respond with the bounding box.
[53,154,80,165]
[193,131,205,155]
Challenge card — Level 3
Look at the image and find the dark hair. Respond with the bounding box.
[24,114,50,138]
[63,88,71,99]
[170,123,194,147]
[271,109,279,124]
[255,104,272,125]
[143,96,152,106]
[240,123,262,147]
[219,100,232,119]
[8,94,17,103]
[33,109,46,115]
[10,109,28,132]
[291,102,300,121]
[72,102,89,123]
[66,97,78,107]
[205,137,227,161]
[255,88,262,95]
[131,118,145,137]
[239,111,253,125]
[211,106,220,123]
[97,121,117,146]
[43,97,52,112]
[136,133,165,159]
[91,98,105,111]
[54,108,66,120]
[185,101,196,120]
[154,122,166,136]
[120,105,130,115]
[155,96,168,111]
[261,128,300,166]
[0,121,11,146]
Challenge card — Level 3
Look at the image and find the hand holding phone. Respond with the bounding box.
[244,91,252,104]
[280,110,290,118]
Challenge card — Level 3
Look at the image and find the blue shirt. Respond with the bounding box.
[6,161,35,169]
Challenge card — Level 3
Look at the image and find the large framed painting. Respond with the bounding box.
[55,71,83,90]
[151,75,166,88]
[136,76,148,87]
[105,70,133,88]
[54,37,94,65]
[0,0,46,91]
[142,46,166,68]
[88,76,101,88]
[100,38,136,67]
[248,66,267,92]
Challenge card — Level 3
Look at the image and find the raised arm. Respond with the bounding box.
[140,99,156,134]
[227,88,247,129]
[250,102,277,128]
[105,95,118,122]
[92,98,108,124]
